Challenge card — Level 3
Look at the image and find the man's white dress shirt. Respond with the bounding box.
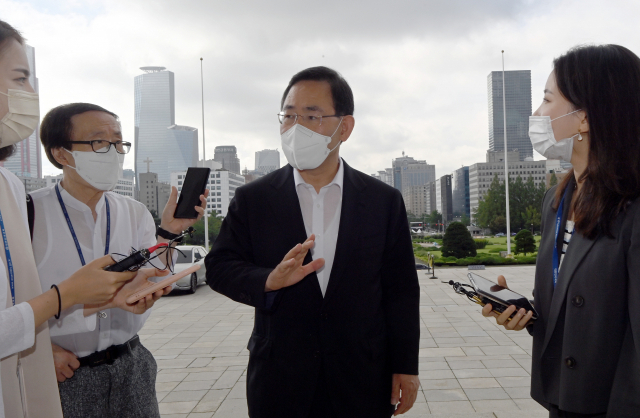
[292,158,344,296]
[31,184,164,357]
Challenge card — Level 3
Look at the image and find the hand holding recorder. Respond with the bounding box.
[480,275,535,331]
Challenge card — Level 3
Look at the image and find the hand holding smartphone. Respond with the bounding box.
[126,265,201,304]
[174,167,211,219]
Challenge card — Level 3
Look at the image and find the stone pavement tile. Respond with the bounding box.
[482,359,521,369]
[187,413,214,418]
[401,402,430,416]
[157,381,180,392]
[463,387,510,400]
[447,360,485,369]
[420,369,456,380]
[452,368,493,379]
[471,399,519,412]
[161,414,187,418]
[423,389,468,402]
[192,389,231,413]
[184,371,224,382]
[157,391,169,402]
[418,361,450,371]
[159,401,199,415]
[427,400,475,414]
[174,380,214,391]
[480,345,527,356]
[419,379,461,390]
[495,376,531,387]
[157,359,195,369]
[461,346,485,356]
[157,372,188,383]
[162,390,208,403]
[494,412,547,418]
[513,398,546,411]
[212,397,248,418]
[419,347,466,357]
[489,367,529,377]
[227,382,247,399]
[212,369,244,389]
[458,378,501,389]
[504,386,534,399]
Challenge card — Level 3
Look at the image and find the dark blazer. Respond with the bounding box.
[205,161,420,418]
[530,180,640,416]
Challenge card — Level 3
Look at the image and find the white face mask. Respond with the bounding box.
[528,109,582,162]
[66,147,124,191]
[281,119,343,170]
[0,89,40,149]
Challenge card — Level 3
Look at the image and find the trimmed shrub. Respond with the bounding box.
[474,239,489,249]
[442,222,477,259]
[515,230,536,255]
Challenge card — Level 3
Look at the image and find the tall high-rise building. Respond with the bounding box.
[255,149,280,174]
[213,146,240,174]
[487,70,532,161]
[451,166,470,219]
[435,175,453,224]
[1,45,41,178]
[134,67,198,184]
[391,153,436,193]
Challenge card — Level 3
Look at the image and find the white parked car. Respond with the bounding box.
[172,245,208,294]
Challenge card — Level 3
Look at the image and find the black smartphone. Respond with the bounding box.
[174,167,211,219]
[467,272,538,320]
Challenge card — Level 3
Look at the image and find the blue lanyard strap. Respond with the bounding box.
[55,184,110,266]
[552,186,573,288]
[0,207,15,305]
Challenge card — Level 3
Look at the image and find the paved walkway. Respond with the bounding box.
[141,265,548,418]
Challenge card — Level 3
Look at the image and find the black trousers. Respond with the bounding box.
[308,365,336,418]
[549,404,606,418]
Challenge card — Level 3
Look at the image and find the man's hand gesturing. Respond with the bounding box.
[265,235,325,292]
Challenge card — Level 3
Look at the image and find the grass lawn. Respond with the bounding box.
[413,235,541,264]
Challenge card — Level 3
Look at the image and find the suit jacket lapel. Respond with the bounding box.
[323,161,367,301]
[541,184,597,354]
[268,165,310,256]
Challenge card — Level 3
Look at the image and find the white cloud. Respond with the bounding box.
[2,0,639,178]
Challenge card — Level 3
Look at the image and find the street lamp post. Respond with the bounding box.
[502,50,512,255]
[200,58,209,250]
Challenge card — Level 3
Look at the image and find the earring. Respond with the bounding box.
[577,132,583,141]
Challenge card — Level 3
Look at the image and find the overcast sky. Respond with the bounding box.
[2,0,640,178]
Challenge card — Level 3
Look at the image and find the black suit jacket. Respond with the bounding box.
[205,161,420,418]
[530,181,640,416]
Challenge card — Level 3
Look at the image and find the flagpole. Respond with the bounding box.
[502,50,511,254]
[201,57,209,251]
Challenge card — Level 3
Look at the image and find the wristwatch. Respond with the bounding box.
[157,226,183,242]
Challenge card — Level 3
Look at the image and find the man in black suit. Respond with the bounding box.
[206,66,420,418]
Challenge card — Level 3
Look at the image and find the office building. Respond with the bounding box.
[402,183,433,217]
[371,168,393,187]
[134,67,198,184]
[487,70,532,161]
[242,168,264,184]
[391,153,436,193]
[15,176,46,194]
[171,169,246,217]
[1,45,41,178]
[435,175,453,224]
[138,172,171,215]
[113,178,135,198]
[451,166,470,219]
[255,149,280,174]
[213,146,241,174]
[198,159,223,170]
[469,155,561,217]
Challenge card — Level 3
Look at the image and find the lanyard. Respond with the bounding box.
[552,186,573,288]
[0,207,15,305]
[55,184,110,266]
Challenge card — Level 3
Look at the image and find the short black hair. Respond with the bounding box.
[0,20,25,162]
[40,103,119,169]
[281,66,354,116]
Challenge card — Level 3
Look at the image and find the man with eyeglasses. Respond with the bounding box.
[207,67,420,417]
[29,103,207,417]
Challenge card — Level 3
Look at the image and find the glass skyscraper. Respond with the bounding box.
[451,166,470,219]
[487,70,532,161]
[1,45,41,178]
[214,146,241,174]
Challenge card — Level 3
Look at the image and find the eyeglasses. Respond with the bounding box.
[66,140,132,154]
[277,112,341,128]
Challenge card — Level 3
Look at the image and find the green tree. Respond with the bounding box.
[549,173,558,188]
[514,229,536,255]
[441,222,477,259]
[183,214,223,249]
[490,215,507,234]
[525,205,541,233]
[460,214,471,226]
[476,174,505,230]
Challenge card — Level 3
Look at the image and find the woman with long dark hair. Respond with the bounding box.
[482,44,640,417]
